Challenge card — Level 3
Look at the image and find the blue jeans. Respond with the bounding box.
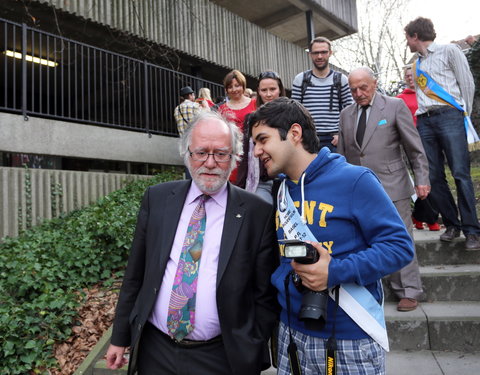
[417,108,480,234]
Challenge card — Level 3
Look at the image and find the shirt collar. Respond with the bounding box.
[419,41,437,58]
[427,41,437,52]
[187,180,228,208]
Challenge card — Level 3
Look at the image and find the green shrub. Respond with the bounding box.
[0,170,181,374]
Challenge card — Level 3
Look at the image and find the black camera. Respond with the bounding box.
[282,240,328,331]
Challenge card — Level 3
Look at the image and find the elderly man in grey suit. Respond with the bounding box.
[337,67,430,312]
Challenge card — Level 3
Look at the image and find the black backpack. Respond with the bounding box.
[300,69,344,112]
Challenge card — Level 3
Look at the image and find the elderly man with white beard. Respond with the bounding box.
[106,111,279,375]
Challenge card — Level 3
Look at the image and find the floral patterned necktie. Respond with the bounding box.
[167,194,208,341]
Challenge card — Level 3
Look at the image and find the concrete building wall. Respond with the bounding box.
[313,0,357,27]
[0,167,151,239]
[37,0,312,88]
[0,113,183,166]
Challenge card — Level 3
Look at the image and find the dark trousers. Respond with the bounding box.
[317,134,336,153]
[417,107,480,234]
[137,322,231,375]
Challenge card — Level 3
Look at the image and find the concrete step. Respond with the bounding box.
[413,229,480,266]
[92,348,480,374]
[92,358,277,374]
[385,301,480,352]
[386,350,480,375]
[415,239,480,266]
[421,264,480,301]
[85,301,480,373]
[384,264,480,302]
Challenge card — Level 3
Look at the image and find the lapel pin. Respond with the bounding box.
[236,214,242,218]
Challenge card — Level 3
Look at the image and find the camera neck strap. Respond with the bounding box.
[284,271,301,375]
[326,286,340,375]
[284,272,340,375]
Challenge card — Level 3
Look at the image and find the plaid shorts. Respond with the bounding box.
[277,321,386,375]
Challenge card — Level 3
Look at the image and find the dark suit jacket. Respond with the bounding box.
[337,94,429,202]
[110,180,279,374]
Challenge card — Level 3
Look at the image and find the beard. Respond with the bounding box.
[313,59,329,71]
[189,165,231,194]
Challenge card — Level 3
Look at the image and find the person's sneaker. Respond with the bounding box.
[465,234,480,251]
[440,227,461,242]
[397,298,418,312]
[412,217,424,230]
[427,222,440,231]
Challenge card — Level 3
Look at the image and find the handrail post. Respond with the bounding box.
[22,22,28,121]
[143,60,151,137]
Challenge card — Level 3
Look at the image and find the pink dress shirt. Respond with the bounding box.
[149,181,227,340]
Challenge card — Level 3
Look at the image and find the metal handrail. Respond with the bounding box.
[0,17,225,137]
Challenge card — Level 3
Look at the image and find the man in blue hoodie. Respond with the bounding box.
[248,97,414,375]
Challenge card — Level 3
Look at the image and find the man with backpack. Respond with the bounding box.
[292,37,353,152]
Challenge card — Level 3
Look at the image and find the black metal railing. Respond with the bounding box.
[0,18,224,136]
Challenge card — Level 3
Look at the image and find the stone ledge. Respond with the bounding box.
[74,327,115,375]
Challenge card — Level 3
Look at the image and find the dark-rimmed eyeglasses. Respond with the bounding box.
[188,149,232,163]
[258,71,280,80]
[309,50,330,56]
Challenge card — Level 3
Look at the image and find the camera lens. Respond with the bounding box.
[299,290,329,331]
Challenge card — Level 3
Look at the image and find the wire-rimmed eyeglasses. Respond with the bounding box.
[188,149,232,163]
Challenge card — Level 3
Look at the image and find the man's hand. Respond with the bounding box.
[106,344,128,370]
[291,242,331,291]
[415,185,430,200]
[331,134,339,146]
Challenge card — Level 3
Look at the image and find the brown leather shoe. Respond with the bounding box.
[440,227,461,242]
[465,234,480,251]
[397,298,418,312]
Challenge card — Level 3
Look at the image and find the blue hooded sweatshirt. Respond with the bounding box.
[272,148,414,340]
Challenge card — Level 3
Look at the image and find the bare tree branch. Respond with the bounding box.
[331,0,413,92]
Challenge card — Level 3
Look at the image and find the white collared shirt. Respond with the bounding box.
[414,42,475,115]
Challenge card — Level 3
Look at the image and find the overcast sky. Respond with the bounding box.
[404,1,480,43]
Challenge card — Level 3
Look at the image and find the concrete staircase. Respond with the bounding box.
[76,229,480,374]
[384,229,480,352]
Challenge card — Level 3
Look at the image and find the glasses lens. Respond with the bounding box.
[214,153,230,162]
[310,50,329,56]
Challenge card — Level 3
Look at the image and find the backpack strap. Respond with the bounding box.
[330,71,343,112]
[300,69,313,103]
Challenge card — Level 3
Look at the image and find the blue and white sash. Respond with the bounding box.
[277,179,390,351]
[414,58,480,149]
